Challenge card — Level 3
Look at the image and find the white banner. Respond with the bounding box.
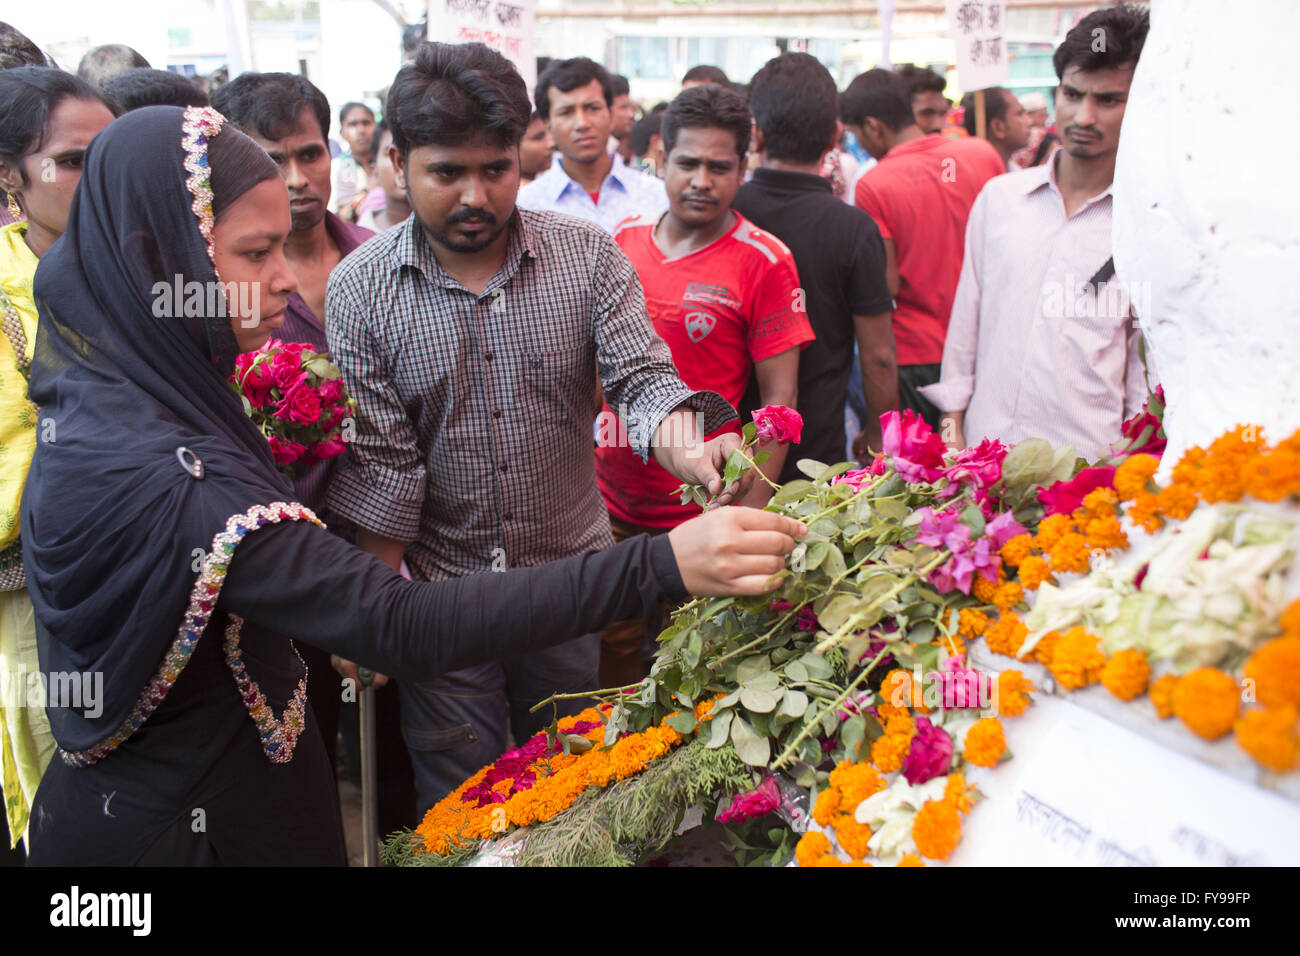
[427,0,537,96]
[946,0,1009,91]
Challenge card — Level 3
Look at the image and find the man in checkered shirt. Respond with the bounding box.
[325,42,752,812]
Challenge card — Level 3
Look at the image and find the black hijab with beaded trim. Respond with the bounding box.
[22,105,295,755]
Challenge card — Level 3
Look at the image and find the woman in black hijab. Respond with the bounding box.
[20,106,802,865]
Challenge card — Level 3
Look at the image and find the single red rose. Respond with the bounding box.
[881,409,947,484]
[280,381,323,427]
[752,404,803,445]
[268,435,306,466]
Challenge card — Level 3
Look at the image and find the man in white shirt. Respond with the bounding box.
[921,4,1154,462]
[517,57,666,232]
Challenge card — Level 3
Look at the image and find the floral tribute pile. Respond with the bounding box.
[230,338,356,477]
[389,391,1300,867]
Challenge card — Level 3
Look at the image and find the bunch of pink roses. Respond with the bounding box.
[231,338,357,476]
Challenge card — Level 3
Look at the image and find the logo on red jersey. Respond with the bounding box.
[684,311,717,343]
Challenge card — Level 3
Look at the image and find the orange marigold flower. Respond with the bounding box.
[1084,515,1129,553]
[883,711,915,738]
[942,632,968,656]
[943,771,975,814]
[870,733,910,774]
[1171,445,1206,488]
[1149,673,1179,719]
[997,669,1035,716]
[829,760,886,810]
[1081,486,1120,517]
[1000,533,1034,568]
[958,608,990,638]
[1172,667,1241,740]
[1048,532,1093,575]
[897,854,926,867]
[912,799,962,860]
[1018,554,1053,591]
[879,669,928,713]
[1046,627,1106,690]
[1034,513,1074,552]
[833,813,874,860]
[1156,482,1198,521]
[1030,630,1060,666]
[1100,648,1151,701]
[1114,454,1159,501]
[813,854,845,867]
[1242,635,1300,710]
[985,614,1028,658]
[972,574,999,605]
[1127,492,1165,534]
[812,787,842,827]
[1281,599,1300,638]
[963,717,1006,767]
[1233,706,1299,773]
[994,581,1024,613]
[795,830,832,867]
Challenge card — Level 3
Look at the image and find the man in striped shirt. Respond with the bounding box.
[921,4,1155,461]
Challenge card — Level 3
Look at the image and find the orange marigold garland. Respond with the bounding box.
[1149,674,1179,720]
[1047,627,1106,690]
[1171,668,1241,741]
[1100,649,1152,701]
[1242,635,1300,710]
[996,670,1035,716]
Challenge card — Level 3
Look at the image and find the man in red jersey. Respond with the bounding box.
[841,69,1005,432]
[595,84,814,685]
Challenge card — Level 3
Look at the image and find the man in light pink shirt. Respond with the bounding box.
[922,4,1155,462]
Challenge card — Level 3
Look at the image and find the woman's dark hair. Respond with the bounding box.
[1053,3,1149,80]
[748,52,838,164]
[535,56,612,120]
[961,87,1013,137]
[0,67,118,189]
[104,68,208,111]
[368,118,390,165]
[661,83,751,159]
[211,72,331,144]
[338,100,373,125]
[682,64,729,88]
[388,42,530,155]
[840,69,914,132]
[0,21,54,70]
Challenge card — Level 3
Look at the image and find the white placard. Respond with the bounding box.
[951,694,1300,866]
[946,0,1009,91]
[427,0,537,96]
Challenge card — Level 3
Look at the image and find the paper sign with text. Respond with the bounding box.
[427,0,536,95]
[946,0,1009,91]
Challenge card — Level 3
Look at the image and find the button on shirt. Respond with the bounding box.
[324,209,736,582]
[516,153,668,233]
[920,157,1153,462]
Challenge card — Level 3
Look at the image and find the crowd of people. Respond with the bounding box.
[0,2,1153,866]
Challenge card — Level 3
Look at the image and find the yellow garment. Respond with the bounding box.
[0,222,50,849]
[0,221,39,549]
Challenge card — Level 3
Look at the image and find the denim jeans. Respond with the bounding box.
[399,633,600,814]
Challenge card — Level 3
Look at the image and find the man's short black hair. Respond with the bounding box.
[338,100,373,125]
[104,68,208,111]
[1053,3,1149,80]
[629,110,662,158]
[611,74,629,98]
[535,56,612,120]
[960,86,1014,137]
[748,52,837,165]
[77,43,150,89]
[840,69,914,133]
[212,72,331,143]
[662,82,751,159]
[893,62,947,99]
[387,41,530,155]
[681,64,729,88]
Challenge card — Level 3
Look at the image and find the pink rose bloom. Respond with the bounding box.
[915,507,998,594]
[318,377,345,406]
[716,774,781,824]
[268,435,306,466]
[1114,386,1167,459]
[985,511,1027,550]
[1037,465,1117,516]
[280,381,323,427]
[881,409,947,484]
[901,717,954,784]
[941,438,1008,494]
[270,351,307,393]
[832,457,889,491]
[239,359,275,409]
[938,658,989,710]
[753,405,803,445]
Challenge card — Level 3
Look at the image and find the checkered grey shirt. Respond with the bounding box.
[325,208,736,581]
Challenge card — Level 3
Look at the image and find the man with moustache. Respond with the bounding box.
[922,4,1156,461]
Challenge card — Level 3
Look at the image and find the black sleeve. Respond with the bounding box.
[217,520,686,681]
[849,214,894,317]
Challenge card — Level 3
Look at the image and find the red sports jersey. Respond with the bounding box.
[596,211,814,528]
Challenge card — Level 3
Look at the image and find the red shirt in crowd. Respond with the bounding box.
[854,134,1005,366]
[595,211,814,528]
